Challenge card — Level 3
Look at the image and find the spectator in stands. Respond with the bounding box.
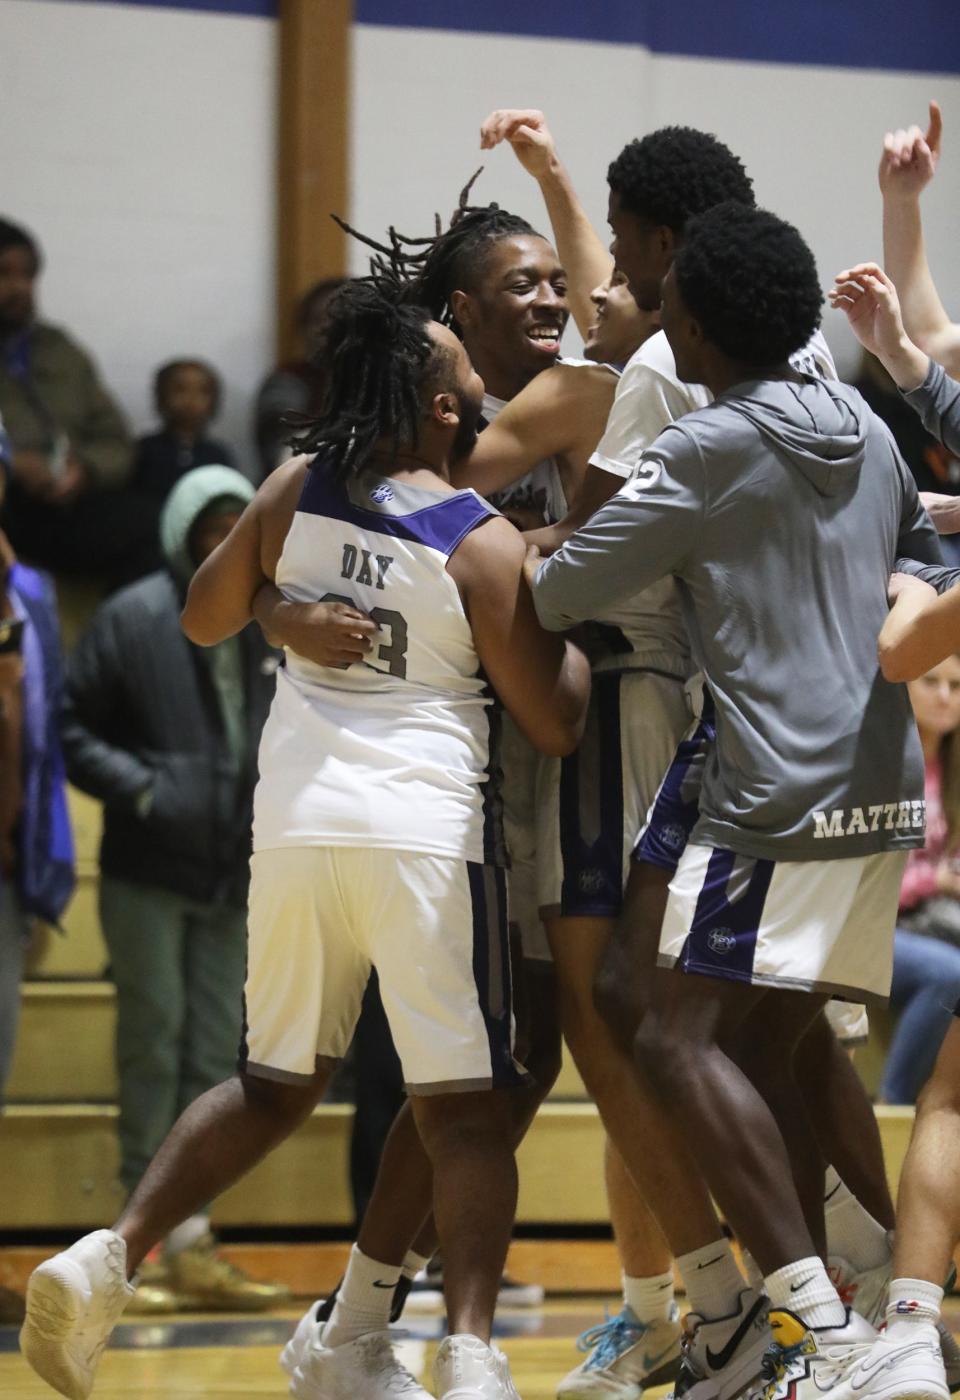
[133,359,236,505]
[881,653,960,1103]
[0,217,152,585]
[60,465,288,1312]
[0,416,74,1322]
[253,277,344,478]
[130,359,238,576]
[0,416,74,1099]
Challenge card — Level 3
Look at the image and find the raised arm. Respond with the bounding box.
[879,101,960,376]
[450,515,590,756]
[830,262,960,458]
[480,109,612,338]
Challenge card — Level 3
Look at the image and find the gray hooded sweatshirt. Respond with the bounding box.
[533,374,942,862]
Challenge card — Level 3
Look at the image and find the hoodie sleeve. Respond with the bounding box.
[895,452,945,568]
[894,559,960,593]
[901,359,960,460]
[532,423,704,631]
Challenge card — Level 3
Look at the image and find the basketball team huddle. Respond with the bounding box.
[19,100,960,1400]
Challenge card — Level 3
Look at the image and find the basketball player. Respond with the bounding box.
[258,192,628,1345]
[19,280,590,1400]
[530,201,943,1400]
[480,109,919,1400]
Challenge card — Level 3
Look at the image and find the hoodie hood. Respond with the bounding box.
[160,464,255,584]
[723,376,870,497]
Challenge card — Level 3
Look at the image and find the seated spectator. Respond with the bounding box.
[133,359,236,504]
[253,277,344,478]
[0,217,153,585]
[880,653,960,1102]
[0,420,74,1323]
[60,465,288,1313]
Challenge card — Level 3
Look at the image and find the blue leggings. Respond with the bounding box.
[880,927,960,1103]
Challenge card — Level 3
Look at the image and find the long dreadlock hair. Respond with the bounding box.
[288,174,542,474]
[332,170,542,333]
[288,265,454,480]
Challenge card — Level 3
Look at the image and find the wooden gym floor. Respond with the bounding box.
[3,1252,960,1400]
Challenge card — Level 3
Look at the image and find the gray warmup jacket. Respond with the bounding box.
[895,360,960,594]
[533,374,943,862]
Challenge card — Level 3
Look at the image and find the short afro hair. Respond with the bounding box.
[673,203,822,365]
[0,217,42,274]
[607,127,754,234]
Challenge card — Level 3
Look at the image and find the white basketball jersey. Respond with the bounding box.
[252,456,505,865]
[481,389,568,524]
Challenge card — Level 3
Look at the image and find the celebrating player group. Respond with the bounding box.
[18,96,960,1400]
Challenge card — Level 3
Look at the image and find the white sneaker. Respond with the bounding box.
[828,1250,892,1328]
[669,1289,771,1400]
[280,1299,325,1379]
[20,1230,135,1400]
[936,1321,960,1394]
[434,1333,521,1399]
[290,1329,432,1399]
[752,1307,878,1400]
[821,1326,948,1400]
[557,1302,681,1399]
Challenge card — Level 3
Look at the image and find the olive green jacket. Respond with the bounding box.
[0,323,131,487]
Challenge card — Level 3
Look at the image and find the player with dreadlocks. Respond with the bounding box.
[20,277,590,1400]
[257,177,660,1347]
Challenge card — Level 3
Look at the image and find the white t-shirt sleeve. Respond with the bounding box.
[591,362,700,481]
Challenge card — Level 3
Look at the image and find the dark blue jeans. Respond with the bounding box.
[881,927,960,1103]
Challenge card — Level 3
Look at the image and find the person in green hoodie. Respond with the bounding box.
[60,464,288,1313]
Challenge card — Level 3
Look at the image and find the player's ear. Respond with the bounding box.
[655,224,676,260]
[449,289,476,333]
[430,391,460,428]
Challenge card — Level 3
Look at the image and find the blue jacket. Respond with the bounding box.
[7,562,75,922]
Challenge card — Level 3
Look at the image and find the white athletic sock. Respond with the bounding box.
[402,1249,431,1282]
[623,1270,676,1324]
[765,1257,845,1331]
[324,1244,401,1347]
[164,1214,210,1257]
[885,1278,943,1342]
[676,1240,747,1321]
[824,1169,892,1272]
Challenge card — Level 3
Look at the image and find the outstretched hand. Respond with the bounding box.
[480,109,558,179]
[879,100,942,200]
[828,262,908,359]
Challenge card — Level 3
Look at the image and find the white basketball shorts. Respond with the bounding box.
[240,846,527,1094]
[658,842,907,1003]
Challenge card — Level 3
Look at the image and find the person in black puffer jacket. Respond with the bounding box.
[61,464,287,1312]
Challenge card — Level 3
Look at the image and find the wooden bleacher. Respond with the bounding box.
[1,779,916,1234]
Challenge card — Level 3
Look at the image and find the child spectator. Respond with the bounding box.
[133,359,236,504]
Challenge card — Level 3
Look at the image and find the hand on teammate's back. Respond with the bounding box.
[879,99,942,201]
[479,108,557,179]
[522,544,542,591]
[252,584,377,668]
